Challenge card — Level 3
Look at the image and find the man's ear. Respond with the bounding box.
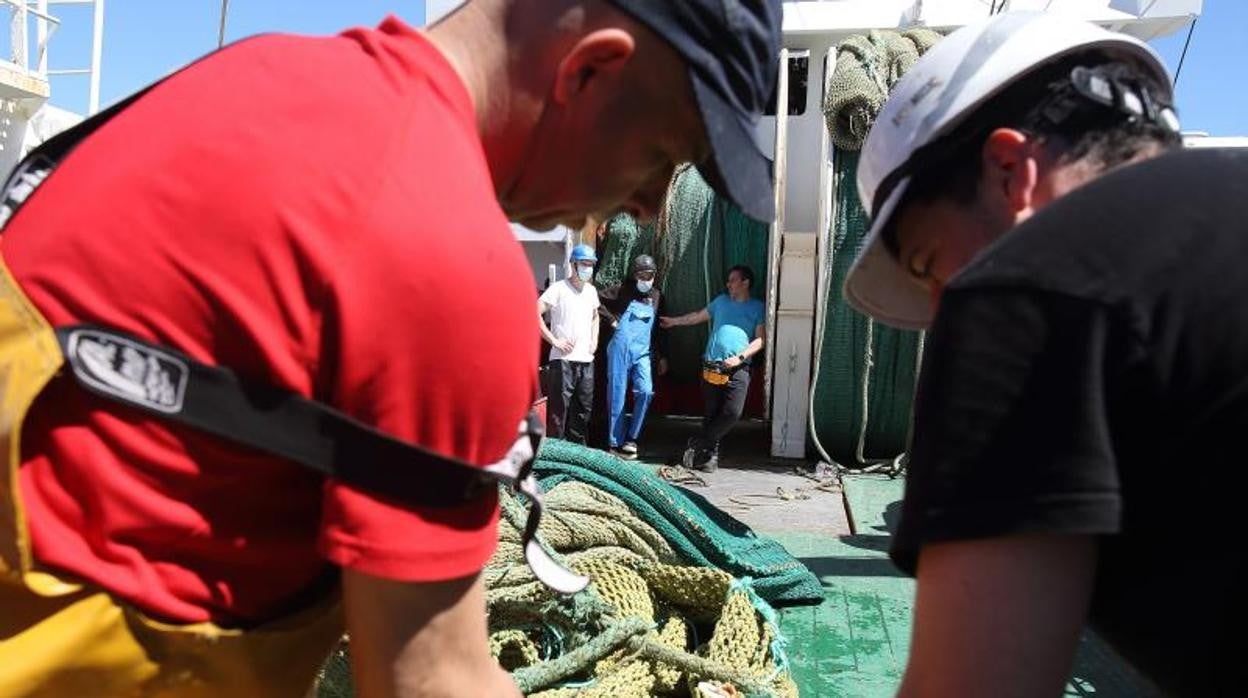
[980,128,1039,217]
[552,29,636,104]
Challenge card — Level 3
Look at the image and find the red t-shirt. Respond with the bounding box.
[1,17,538,626]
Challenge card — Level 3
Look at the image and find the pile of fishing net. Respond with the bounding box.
[488,440,823,697]
[315,441,822,697]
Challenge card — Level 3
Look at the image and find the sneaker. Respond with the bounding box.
[610,446,637,461]
[681,447,697,469]
[692,454,718,473]
[621,442,638,456]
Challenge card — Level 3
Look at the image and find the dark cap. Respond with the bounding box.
[606,0,783,222]
[632,254,657,273]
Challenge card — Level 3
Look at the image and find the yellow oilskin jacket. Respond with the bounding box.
[0,254,345,698]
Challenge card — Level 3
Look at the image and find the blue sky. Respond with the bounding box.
[32,1,1247,136]
[40,1,425,115]
[1148,1,1247,137]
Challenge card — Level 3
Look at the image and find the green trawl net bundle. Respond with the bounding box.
[822,28,942,151]
[315,440,821,697]
[594,215,657,289]
[597,166,770,383]
[808,151,923,466]
[806,28,940,466]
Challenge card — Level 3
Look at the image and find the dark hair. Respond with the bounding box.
[884,52,1182,257]
[728,264,754,286]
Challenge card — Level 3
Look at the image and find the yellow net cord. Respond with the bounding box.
[488,482,797,697]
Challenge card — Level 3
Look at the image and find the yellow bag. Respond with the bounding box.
[701,361,732,386]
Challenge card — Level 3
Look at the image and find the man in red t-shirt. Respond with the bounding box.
[0,1,781,695]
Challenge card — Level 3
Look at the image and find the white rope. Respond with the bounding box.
[806,152,838,468]
[854,317,875,466]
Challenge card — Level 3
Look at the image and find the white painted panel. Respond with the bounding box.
[771,314,814,458]
[779,233,817,313]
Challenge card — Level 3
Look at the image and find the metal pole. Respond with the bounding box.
[763,48,789,423]
[37,0,49,75]
[218,0,229,49]
[88,0,104,113]
[14,0,28,69]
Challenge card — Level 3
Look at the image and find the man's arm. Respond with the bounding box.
[597,285,622,328]
[344,569,520,698]
[537,298,572,353]
[654,292,669,375]
[589,300,600,354]
[659,307,710,328]
[722,323,765,369]
[898,534,1097,698]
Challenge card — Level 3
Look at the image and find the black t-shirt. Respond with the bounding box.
[892,148,1247,695]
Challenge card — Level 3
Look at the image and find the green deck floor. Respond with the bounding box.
[768,472,1158,698]
[771,475,911,697]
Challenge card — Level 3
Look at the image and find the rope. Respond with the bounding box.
[855,317,875,466]
[657,465,708,488]
[1174,17,1198,89]
[806,152,839,469]
[512,617,652,693]
[217,0,230,49]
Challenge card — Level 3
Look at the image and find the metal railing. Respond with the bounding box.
[4,0,59,75]
[3,0,103,113]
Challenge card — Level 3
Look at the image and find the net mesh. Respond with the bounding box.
[809,150,922,464]
[314,441,818,697]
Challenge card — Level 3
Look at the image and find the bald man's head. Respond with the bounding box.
[429,0,778,229]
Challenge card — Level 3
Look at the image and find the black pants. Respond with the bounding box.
[546,359,594,444]
[695,365,750,458]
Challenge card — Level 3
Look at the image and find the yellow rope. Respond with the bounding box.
[489,483,798,696]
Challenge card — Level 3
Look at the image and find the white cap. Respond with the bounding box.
[843,12,1172,330]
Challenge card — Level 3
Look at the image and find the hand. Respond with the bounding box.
[657,358,669,376]
[659,316,676,329]
[485,664,524,697]
[722,355,742,369]
[553,338,574,353]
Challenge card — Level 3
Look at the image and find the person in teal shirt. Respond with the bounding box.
[660,265,765,472]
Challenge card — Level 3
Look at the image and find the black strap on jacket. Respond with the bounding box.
[1,62,588,595]
[55,325,498,509]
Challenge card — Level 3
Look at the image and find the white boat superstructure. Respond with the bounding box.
[0,0,104,176]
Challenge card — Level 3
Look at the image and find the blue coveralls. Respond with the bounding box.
[606,299,656,448]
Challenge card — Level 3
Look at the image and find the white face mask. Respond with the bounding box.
[636,279,654,293]
[576,266,593,282]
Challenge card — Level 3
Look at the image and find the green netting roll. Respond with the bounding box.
[595,214,656,289]
[810,149,921,464]
[656,166,719,381]
[719,199,770,302]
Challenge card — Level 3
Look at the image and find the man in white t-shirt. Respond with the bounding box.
[537,244,601,443]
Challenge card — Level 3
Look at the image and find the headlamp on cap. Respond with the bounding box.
[1040,66,1181,134]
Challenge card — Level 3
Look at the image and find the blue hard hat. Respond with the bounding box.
[570,244,598,264]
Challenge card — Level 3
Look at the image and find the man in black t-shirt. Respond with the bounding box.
[844,13,1239,696]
